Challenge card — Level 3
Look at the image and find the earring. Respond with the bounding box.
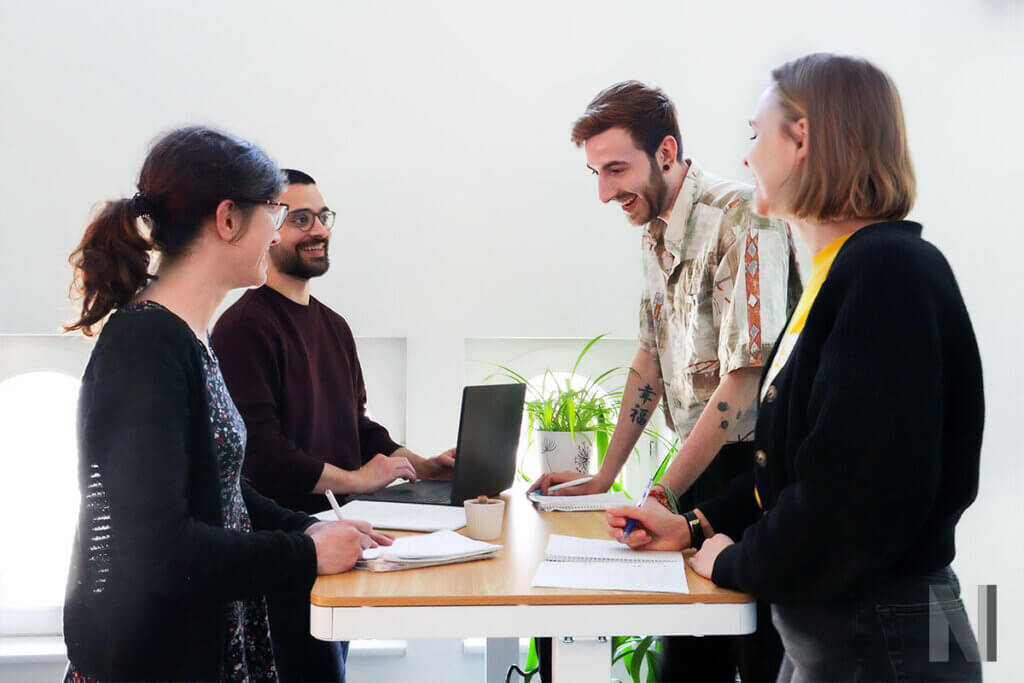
[663,164,670,171]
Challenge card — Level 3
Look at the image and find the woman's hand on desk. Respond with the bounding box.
[605,504,688,551]
[305,520,394,574]
[687,533,734,579]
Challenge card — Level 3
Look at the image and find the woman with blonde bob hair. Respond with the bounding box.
[608,53,984,681]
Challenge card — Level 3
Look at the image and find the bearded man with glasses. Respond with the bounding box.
[211,169,455,683]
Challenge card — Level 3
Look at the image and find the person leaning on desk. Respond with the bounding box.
[608,53,984,682]
[60,126,391,682]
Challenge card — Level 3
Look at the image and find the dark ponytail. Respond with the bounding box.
[65,126,284,336]
[65,198,153,335]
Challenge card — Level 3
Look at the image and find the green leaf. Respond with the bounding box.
[525,638,538,671]
[570,333,607,379]
[629,636,653,682]
[612,637,636,662]
[485,362,532,387]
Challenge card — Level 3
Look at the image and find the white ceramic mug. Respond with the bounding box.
[463,496,505,541]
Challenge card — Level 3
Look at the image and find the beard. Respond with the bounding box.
[617,160,671,225]
[270,237,330,280]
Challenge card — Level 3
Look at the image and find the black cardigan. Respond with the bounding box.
[701,221,984,604]
[64,305,319,681]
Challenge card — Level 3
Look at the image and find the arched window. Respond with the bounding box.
[0,371,81,633]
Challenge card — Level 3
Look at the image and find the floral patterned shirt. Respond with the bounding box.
[638,161,802,442]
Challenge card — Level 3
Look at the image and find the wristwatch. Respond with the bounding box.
[682,510,705,551]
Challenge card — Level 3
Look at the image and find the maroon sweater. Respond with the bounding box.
[211,286,401,513]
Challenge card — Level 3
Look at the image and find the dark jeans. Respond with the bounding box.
[773,566,981,682]
[538,443,783,683]
[266,585,348,683]
[657,442,783,683]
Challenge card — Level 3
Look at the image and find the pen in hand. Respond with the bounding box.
[622,477,655,538]
[325,490,344,521]
[621,449,674,540]
[545,476,594,493]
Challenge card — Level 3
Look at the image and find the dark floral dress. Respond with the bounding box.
[68,300,279,682]
[194,328,279,682]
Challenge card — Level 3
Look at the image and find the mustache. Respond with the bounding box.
[296,238,329,250]
[614,192,637,204]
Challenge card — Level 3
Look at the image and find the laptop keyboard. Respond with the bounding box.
[358,480,455,506]
[411,490,453,505]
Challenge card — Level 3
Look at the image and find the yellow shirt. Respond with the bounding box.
[760,232,853,401]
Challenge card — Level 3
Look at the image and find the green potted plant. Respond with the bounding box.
[488,335,622,478]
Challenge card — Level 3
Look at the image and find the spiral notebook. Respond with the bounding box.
[531,534,689,593]
[527,491,629,512]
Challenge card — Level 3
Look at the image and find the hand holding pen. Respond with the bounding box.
[605,451,681,550]
[323,490,394,546]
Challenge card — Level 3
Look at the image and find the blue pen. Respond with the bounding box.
[622,475,657,538]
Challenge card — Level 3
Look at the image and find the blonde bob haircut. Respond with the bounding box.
[771,53,916,222]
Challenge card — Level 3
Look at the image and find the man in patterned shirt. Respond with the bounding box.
[532,81,801,682]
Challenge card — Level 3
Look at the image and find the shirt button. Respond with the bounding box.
[765,385,778,403]
[755,450,768,467]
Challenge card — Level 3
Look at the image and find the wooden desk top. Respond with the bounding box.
[311,486,753,608]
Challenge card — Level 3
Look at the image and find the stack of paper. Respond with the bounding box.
[313,500,466,531]
[358,530,502,572]
[531,534,688,593]
[527,491,630,512]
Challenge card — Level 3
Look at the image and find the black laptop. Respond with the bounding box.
[354,383,526,506]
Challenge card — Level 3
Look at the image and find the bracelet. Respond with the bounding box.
[649,484,679,514]
[682,510,705,551]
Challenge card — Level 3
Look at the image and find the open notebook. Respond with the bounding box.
[527,491,630,512]
[531,534,689,593]
[358,530,501,572]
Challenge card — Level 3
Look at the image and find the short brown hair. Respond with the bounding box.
[771,53,915,222]
[571,80,683,162]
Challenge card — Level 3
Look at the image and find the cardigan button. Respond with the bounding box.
[765,385,778,403]
[755,450,768,467]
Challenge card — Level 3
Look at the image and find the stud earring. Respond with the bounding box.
[663,164,670,171]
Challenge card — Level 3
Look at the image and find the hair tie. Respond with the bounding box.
[130,192,154,217]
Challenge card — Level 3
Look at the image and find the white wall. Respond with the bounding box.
[1,0,1021,679]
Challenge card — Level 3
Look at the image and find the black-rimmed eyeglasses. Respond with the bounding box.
[284,208,336,231]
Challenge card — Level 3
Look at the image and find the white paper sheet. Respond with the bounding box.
[312,500,466,531]
[531,560,689,594]
[362,530,501,561]
[527,491,630,511]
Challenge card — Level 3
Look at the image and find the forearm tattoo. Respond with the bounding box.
[717,401,729,430]
[630,404,650,425]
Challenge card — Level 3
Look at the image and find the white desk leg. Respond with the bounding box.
[486,637,519,683]
[551,636,611,683]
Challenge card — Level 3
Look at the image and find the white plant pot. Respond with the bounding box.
[535,430,596,474]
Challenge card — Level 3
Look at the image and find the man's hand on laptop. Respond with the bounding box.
[529,470,612,496]
[353,453,419,493]
[419,448,456,481]
[393,446,457,481]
